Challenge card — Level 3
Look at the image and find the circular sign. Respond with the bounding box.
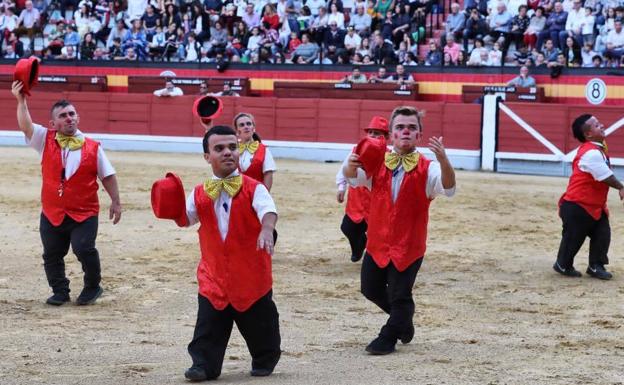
[585,78,607,105]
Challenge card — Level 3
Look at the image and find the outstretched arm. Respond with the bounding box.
[11,81,35,140]
[102,175,122,224]
[602,175,624,202]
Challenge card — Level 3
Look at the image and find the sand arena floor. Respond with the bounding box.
[0,147,623,385]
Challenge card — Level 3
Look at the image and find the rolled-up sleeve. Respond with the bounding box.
[426,161,456,199]
[253,184,277,222]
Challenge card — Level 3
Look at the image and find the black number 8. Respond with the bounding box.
[591,82,601,99]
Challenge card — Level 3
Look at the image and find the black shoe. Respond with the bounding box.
[553,262,582,277]
[399,324,414,344]
[351,253,363,263]
[46,292,70,306]
[586,265,613,280]
[250,368,273,377]
[76,286,103,305]
[184,366,209,382]
[365,336,396,355]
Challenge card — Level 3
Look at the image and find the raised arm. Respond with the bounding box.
[11,81,35,140]
[429,136,456,189]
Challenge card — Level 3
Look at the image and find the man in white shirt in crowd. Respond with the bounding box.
[11,80,121,306]
[604,18,624,60]
[153,79,184,97]
[506,65,537,87]
[561,0,584,48]
[349,3,372,35]
[344,25,362,54]
[554,114,624,280]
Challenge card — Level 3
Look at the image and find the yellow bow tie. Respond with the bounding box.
[239,141,260,154]
[55,132,85,151]
[385,152,420,173]
[204,175,243,200]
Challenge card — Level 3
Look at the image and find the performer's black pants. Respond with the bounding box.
[360,253,423,342]
[39,214,101,295]
[556,200,610,269]
[340,215,367,260]
[188,291,281,379]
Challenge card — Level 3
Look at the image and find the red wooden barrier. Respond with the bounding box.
[0,91,481,149]
[498,103,624,157]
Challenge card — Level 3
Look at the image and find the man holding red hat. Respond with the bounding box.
[554,114,624,280]
[343,105,456,355]
[11,80,121,306]
[336,116,389,263]
[153,125,280,381]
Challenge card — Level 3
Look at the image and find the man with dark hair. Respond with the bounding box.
[11,80,121,306]
[183,125,281,381]
[554,114,624,280]
[343,106,456,355]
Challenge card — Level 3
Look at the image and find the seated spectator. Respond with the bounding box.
[547,51,567,67]
[443,33,462,63]
[395,38,409,63]
[288,30,302,52]
[403,51,418,65]
[184,32,201,62]
[349,3,371,35]
[122,18,147,60]
[209,82,240,97]
[306,0,325,16]
[109,36,125,59]
[309,6,329,43]
[371,33,394,64]
[198,81,209,95]
[79,32,96,59]
[368,65,389,82]
[507,65,537,87]
[444,2,465,44]
[242,3,260,30]
[523,6,546,50]
[390,3,411,46]
[323,20,346,58]
[92,47,108,60]
[292,32,319,63]
[488,41,503,65]
[63,24,80,47]
[467,38,489,65]
[485,2,512,48]
[463,7,489,51]
[384,63,415,84]
[541,37,560,60]
[153,79,183,96]
[590,54,602,67]
[562,35,581,66]
[141,4,160,41]
[604,19,624,60]
[425,39,442,65]
[261,4,280,30]
[1,7,19,47]
[5,31,24,57]
[208,20,228,56]
[14,0,41,47]
[341,65,368,83]
[580,6,595,45]
[3,43,18,58]
[536,1,567,50]
[74,3,90,38]
[56,44,77,59]
[509,5,530,50]
[247,26,262,52]
[107,20,128,51]
[344,25,361,54]
[534,51,547,66]
[581,41,597,66]
[562,0,584,48]
[327,3,344,29]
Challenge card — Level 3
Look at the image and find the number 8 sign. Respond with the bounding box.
[585,78,607,105]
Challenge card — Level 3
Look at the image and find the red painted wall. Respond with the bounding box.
[0,91,481,149]
[498,103,624,157]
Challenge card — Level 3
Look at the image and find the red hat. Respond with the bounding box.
[193,95,223,124]
[364,116,389,133]
[13,57,39,96]
[151,172,188,227]
[354,136,387,174]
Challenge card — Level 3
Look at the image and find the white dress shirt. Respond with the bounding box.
[336,152,350,192]
[153,86,184,96]
[239,146,277,173]
[185,170,277,241]
[349,150,456,202]
[578,142,612,182]
[26,124,116,180]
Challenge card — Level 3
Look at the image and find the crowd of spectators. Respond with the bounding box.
[0,0,622,67]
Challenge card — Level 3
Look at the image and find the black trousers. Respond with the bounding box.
[556,200,610,269]
[188,291,281,379]
[340,215,367,260]
[360,253,423,342]
[39,213,101,295]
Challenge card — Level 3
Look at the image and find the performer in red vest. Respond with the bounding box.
[233,112,277,191]
[342,106,456,355]
[153,125,280,381]
[11,80,121,306]
[336,116,389,262]
[554,114,624,280]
